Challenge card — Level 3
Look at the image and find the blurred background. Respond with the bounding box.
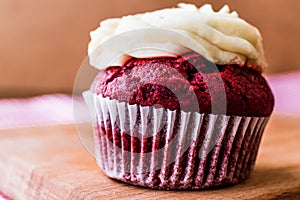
[0,0,299,98]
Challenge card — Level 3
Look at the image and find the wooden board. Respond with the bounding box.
[0,114,299,200]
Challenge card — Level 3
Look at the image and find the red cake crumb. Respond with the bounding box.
[91,51,274,117]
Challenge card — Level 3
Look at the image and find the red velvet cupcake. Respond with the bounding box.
[84,3,274,189]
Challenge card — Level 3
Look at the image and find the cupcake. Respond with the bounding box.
[84,3,274,189]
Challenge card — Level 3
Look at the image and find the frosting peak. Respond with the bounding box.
[88,3,267,71]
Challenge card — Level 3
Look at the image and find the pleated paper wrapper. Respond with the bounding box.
[83,91,269,189]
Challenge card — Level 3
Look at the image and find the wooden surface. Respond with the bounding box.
[0,114,299,200]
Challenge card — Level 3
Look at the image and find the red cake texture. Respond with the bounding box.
[92,51,274,117]
[89,51,274,189]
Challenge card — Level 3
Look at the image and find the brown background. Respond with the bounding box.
[1,0,299,98]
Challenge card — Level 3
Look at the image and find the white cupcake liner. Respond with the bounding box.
[83,91,269,189]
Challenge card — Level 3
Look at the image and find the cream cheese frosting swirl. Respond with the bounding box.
[88,3,267,71]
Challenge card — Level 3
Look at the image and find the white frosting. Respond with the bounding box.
[88,3,266,70]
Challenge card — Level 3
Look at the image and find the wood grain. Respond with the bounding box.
[0,114,299,200]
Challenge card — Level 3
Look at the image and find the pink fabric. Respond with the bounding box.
[0,195,8,200]
[0,94,85,130]
[267,71,300,116]
[0,193,9,200]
